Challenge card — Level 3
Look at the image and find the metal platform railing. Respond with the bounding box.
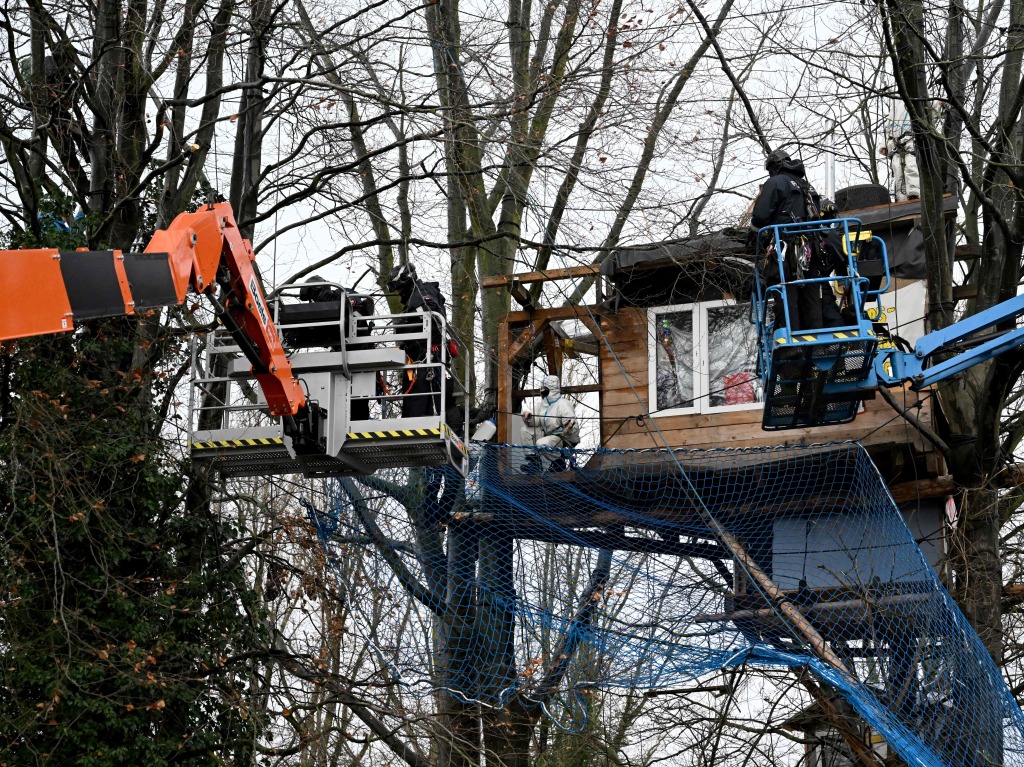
[188,281,468,477]
[752,218,890,430]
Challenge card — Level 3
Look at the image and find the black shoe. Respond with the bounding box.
[548,457,567,473]
[521,455,542,475]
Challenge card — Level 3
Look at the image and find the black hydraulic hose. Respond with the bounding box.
[205,288,270,375]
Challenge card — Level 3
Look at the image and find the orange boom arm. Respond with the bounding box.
[0,202,305,417]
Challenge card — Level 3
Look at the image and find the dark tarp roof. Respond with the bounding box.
[599,229,751,277]
[600,196,958,306]
[599,229,754,306]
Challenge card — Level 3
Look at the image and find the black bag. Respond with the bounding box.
[854,238,886,292]
[798,178,822,221]
[822,230,848,274]
[347,293,375,350]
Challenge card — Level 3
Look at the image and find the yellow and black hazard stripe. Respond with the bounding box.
[778,330,862,344]
[192,437,285,450]
[775,335,815,344]
[347,427,444,440]
[346,424,464,448]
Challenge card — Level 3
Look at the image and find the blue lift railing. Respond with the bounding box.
[752,217,1024,430]
[877,292,1024,389]
[753,218,889,429]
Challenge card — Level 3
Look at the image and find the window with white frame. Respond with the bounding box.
[649,299,764,415]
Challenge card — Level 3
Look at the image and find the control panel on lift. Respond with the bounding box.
[754,217,1024,431]
[189,280,468,478]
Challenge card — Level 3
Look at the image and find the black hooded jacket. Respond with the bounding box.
[750,155,815,231]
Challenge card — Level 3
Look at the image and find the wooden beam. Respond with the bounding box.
[449,517,728,560]
[558,332,599,357]
[956,243,981,262]
[516,384,603,398]
[694,590,936,624]
[542,324,563,377]
[877,387,949,460]
[1003,583,1024,611]
[644,684,733,698]
[507,319,550,364]
[887,466,1024,504]
[481,264,601,289]
[506,304,602,324]
[843,192,957,227]
[889,475,956,504]
[953,284,978,300]
[498,318,512,443]
[1001,463,1024,486]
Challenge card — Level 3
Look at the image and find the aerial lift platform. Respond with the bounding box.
[189,281,468,478]
[755,218,1024,430]
[0,204,466,478]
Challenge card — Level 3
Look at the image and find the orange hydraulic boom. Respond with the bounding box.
[1,202,308,424]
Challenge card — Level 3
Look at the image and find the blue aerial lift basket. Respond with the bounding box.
[754,217,1024,430]
[754,218,887,430]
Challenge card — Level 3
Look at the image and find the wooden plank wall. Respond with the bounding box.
[599,307,934,455]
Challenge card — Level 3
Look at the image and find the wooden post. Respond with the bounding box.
[542,324,563,377]
[497,316,512,443]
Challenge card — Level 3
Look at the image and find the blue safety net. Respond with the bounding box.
[306,441,1024,767]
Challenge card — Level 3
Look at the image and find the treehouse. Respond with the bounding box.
[496,189,955,471]
[490,186,960,590]
[481,188,978,763]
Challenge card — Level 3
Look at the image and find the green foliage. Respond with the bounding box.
[0,192,90,251]
[0,323,269,765]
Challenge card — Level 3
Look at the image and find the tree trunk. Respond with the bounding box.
[438,521,480,767]
[89,0,123,230]
[230,0,271,240]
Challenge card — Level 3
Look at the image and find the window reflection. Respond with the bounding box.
[652,301,763,413]
[706,304,763,407]
[655,311,694,410]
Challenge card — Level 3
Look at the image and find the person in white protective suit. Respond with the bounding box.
[520,374,580,473]
[881,98,919,202]
[881,97,946,202]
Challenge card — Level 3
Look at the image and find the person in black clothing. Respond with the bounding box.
[751,149,841,332]
[386,263,461,528]
[385,263,453,420]
[298,276,376,420]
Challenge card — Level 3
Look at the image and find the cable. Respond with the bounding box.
[536,231,859,667]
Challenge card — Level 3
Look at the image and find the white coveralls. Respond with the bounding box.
[884,98,919,202]
[521,376,580,466]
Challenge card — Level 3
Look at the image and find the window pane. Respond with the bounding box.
[654,311,694,410]
[706,303,763,408]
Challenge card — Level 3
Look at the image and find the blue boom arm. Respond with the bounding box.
[877,293,1024,390]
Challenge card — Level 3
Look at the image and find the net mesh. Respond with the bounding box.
[306,441,1022,767]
